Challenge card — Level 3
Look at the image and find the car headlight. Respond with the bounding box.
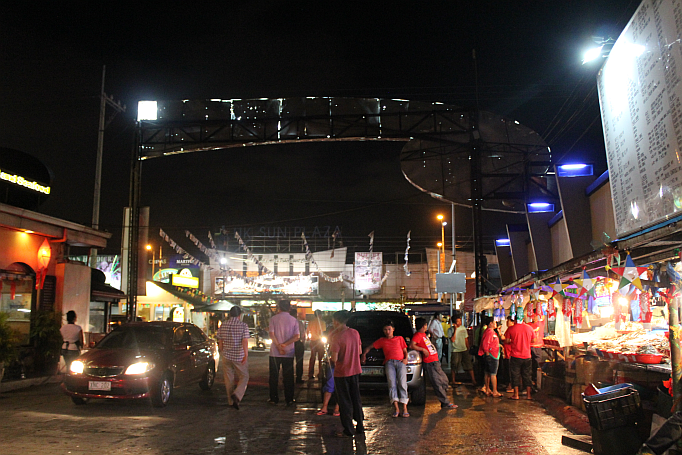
[125,362,153,375]
[321,336,327,344]
[407,350,422,365]
[265,339,272,345]
[70,360,85,374]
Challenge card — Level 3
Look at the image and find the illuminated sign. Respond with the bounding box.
[172,274,199,288]
[215,275,319,296]
[0,168,51,194]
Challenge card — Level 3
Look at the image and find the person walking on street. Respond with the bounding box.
[410,317,458,409]
[361,320,409,418]
[449,316,476,386]
[428,313,444,363]
[307,310,326,380]
[268,300,300,406]
[504,316,534,400]
[216,306,250,409]
[479,319,502,397]
[529,311,545,388]
[290,308,306,384]
[60,310,84,372]
[316,324,340,417]
[330,310,364,437]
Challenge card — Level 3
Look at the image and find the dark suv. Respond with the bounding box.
[346,311,425,405]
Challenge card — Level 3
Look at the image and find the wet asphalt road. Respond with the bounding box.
[0,350,586,455]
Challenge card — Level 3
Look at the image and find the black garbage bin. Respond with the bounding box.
[583,383,645,455]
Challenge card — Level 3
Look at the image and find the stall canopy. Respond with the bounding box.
[150,281,211,309]
[191,301,235,313]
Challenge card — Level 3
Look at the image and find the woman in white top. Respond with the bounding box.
[60,310,84,371]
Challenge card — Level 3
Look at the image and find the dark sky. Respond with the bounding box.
[0,1,641,257]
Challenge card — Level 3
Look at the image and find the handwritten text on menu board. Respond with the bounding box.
[598,0,682,237]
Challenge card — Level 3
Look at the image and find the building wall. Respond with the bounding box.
[527,241,537,272]
[590,181,617,244]
[0,228,45,273]
[550,217,572,266]
[55,262,91,333]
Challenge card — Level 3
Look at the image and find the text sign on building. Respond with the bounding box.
[598,0,682,236]
[354,252,383,295]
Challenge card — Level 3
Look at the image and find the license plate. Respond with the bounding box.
[89,381,111,391]
[361,367,384,376]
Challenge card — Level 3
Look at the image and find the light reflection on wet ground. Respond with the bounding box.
[214,379,586,455]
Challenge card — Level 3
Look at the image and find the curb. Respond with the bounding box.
[534,390,592,436]
[0,375,63,393]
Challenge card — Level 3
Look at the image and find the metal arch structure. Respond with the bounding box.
[126,97,555,314]
[136,97,471,159]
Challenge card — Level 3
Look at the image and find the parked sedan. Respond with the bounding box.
[62,322,218,407]
[347,311,425,405]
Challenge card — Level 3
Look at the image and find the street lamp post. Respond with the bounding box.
[146,244,154,281]
[220,257,227,301]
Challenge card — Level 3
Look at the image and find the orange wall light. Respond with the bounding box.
[38,239,52,269]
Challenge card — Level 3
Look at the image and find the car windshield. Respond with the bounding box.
[349,314,413,346]
[97,326,169,350]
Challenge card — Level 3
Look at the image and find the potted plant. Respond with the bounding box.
[0,312,18,384]
[29,311,63,375]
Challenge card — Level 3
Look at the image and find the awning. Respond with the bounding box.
[404,303,455,316]
[91,268,125,301]
[191,301,235,312]
[150,281,212,309]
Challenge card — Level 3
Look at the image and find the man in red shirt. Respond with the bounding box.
[410,317,457,409]
[504,316,534,400]
[330,310,364,437]
[362,320,409,417]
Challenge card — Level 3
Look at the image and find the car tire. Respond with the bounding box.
[151,372,173,407]
[410,378,426,406]
[71,396,87,405]
[199,362,215,391]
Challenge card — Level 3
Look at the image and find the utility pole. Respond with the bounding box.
[90,65,126,268]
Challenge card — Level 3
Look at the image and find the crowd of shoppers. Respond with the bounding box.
[211,300,544,440]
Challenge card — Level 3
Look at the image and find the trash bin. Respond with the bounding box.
[583,383,644,455]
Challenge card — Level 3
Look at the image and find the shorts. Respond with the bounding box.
[450,350,473,371]
[485,356,499,375]
[510,357,532,388]
[322,364,335,393]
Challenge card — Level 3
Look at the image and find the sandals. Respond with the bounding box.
[333,411,340,416]
[316,410,328,415]
[402,412,410,418]
[392,410,400,418]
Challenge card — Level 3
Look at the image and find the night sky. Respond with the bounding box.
[0,1,640,258]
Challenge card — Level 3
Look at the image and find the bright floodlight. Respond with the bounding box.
[137,101,158,121]
[495,238,510,247]
[527,202,555,213]
[582,45,604,64]
[220,257,227,265]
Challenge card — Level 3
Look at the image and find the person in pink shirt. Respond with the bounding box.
[330,310,364,437]
[504,317,534,400]
[361,320,409,418]
[478,319,502,397]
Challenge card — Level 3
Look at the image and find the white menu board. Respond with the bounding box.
[598,0,682,237]
[354,252,383,294]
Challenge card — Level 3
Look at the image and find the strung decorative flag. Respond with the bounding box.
[330,227,340,258]
[610,254,648,291]
[403,231,411,276]
[368,231,375,253]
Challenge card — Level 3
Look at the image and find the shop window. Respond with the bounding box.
[88,301,106,334]
[0,278,33,322]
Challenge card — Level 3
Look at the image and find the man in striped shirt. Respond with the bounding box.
[216,306,250,409]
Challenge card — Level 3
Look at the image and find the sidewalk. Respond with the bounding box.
[0,374,63,393]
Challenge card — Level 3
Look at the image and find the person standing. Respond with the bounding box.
[504,316,534,400]
[529,311,545,388]
[330,310,364,437]
[290,308,306,384]
[479,319,502,397]
[361,320,409,418]
[307,310,326,380]
[449,316,476,386]
[499,317,514,393]
[268,300,300,406]
[410,317,458,409]
[428,313,444,363]
[216,306,250,409]
[60,310,84,372]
